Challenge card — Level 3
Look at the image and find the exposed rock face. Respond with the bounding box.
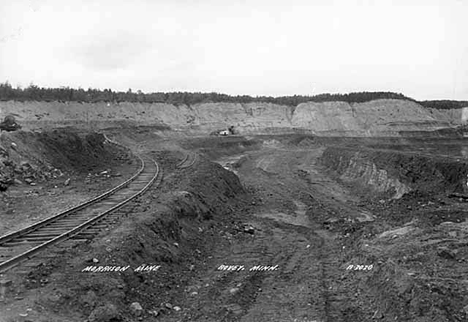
[428,107,468,126]
[292,101,359,132]
[321,149,411,199]
[0,99,465,136]
[321,146,468,198]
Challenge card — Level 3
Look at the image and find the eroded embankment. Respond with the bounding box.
[321,146,468,199]
[0,129,134,191]
[320,145,468,321]
[11,155,249,322]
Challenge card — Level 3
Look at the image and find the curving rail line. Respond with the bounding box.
[176,152,198,169]
[0,154,161,273]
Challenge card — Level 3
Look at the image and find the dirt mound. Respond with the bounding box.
[166,154,247,219]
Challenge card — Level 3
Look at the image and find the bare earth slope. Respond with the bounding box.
[0,99,464,136]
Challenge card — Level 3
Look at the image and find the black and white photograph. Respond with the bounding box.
[0,0,467,321]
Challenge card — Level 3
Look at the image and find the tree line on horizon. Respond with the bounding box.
[0,81,466,109]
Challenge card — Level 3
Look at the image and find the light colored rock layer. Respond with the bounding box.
[0,99,465,136]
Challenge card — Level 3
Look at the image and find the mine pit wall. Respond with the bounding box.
[321,147,468,199]
[0,99,464,136]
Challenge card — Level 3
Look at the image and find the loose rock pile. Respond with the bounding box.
[0,143,63,191]
[0,145,13,190]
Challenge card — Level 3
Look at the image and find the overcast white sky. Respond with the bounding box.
[0,0,467,100]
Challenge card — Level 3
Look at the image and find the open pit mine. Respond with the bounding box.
[0,97,468,322]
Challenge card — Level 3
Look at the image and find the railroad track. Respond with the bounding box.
[0,154,162,273]
[176,152,198,169]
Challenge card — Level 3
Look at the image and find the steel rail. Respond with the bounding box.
[177,153,197,169]
[184,153,197,168]
[0,155,145,245]
[0,156,160,273]
[176,153,190,168]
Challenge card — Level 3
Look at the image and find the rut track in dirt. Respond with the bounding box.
[0,154,162,273]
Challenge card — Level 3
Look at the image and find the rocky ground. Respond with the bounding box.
[1,129,468,322]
